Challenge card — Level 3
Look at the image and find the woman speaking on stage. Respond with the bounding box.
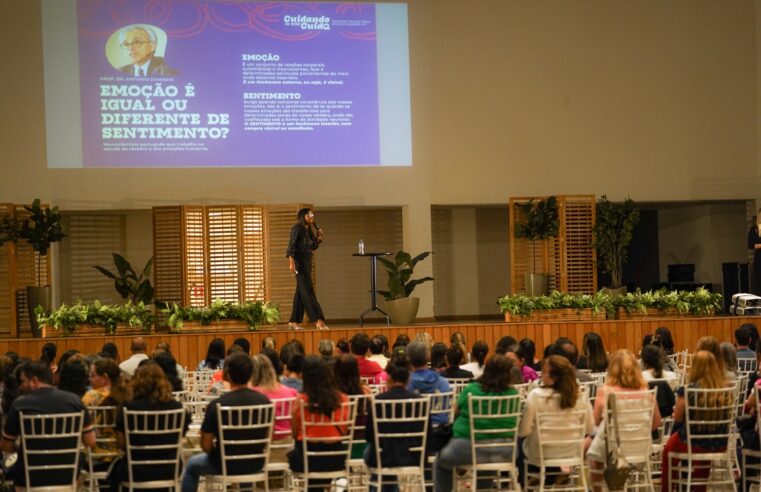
[286,208,329,330]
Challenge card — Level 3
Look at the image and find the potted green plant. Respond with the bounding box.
[592,195,640,295]
[377,251,434,325]
[16,200,66,337]
[514,196,559,295]
[94,254,155,305]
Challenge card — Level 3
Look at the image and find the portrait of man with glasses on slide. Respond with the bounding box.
[117,24,178,77]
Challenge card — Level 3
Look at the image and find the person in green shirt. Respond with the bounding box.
[433,355,520,491]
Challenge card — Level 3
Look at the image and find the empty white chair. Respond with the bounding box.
[121,407,186,491]
[19,411,85,491]
[202,403,275,490]
[666,386,736,491]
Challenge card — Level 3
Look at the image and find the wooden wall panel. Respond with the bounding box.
[0,205,12,337]
[152,207,184,307]
[2,316,754,370]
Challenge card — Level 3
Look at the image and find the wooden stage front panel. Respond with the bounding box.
[3,316,757,370]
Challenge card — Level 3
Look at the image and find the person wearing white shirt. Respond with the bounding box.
[640,344,679,390]
[460,340,489,379]
[118,337,149,377]
[368,336,388,369]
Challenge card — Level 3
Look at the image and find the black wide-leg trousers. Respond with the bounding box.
[289,253,325,323]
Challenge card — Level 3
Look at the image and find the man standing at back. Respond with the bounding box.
[119,337,149,377]
[2,361,96,488]
[182,352,270,491]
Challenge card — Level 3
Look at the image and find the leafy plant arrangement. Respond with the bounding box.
[94,254,155,305]
[514,197,559,274]
[592,195,640,289]
[610,287,722,316]
[377,251,434,300]
[163,299,280,331]
[498,291,612,318]
[37,300,154,336]
[19,199,66,286]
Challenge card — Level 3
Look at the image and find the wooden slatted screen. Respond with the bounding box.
[0,205,12,336]
[509,195,596,294]
[152,207,184,307]
[58,214,125,305]
[153,204,307,317]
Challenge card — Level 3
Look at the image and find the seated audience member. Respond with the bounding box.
[440,345,474,380]
[58,355,90,398]
[393,334,411,350]
[662,350,731,491]
[232,337,251,355]
[587,350,661,492]
[120,338,149,377]
[351,333,385,383]
[414,332,434,349]
[363,355,425,490]
[83,358,130,407]
[505,350,538,384]
[654,327,677,369]
[39,342,58,373]
[736,324,756,359]
[640,344,678,389]
[748,324,760,351]
[577,332,610,373]
[434,355,520,492]
[281,353,304,392]
[450,332,467,353]
[208,345,245,395]
[251,353,298,462]
[406,342,450,426]
[196,338,225,371]
[261,347,284,378]
[720,342,738,381]
[747,344,761,395]
[279,340,305,369]
[54,349,81,385]
[333,355,372,459]
[100,342,120,363]
[519,355,594,481]
[374,334,391,358]
[318,339,335,362]
[109,362,189,489]
[553,339,592,382]
[2,361,96,489]
[495,336,518,356]
[518,338,541,371]
[182,352,270,491]
[368,336,389,369]
[430,342,448,372]
[261,336,277,352]
[460,340,489,379]
[154,351,183,392]
[155,342,186,380]
[697,336,727,372]
[336,338,351,355]
[287,356,351,479]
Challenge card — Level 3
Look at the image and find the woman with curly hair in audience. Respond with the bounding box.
[288,356,351,487]
[434,355,520,491]
[587,350,661,492]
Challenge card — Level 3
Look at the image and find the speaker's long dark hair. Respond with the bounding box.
[296,208,312,227]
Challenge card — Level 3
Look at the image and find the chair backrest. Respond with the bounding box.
[87,405,118,467]
[738,358,758,375]
[683,386,736,450]
[371,397,430,470]
[122,407,186,488]
[348,393,373,444]
[605,389,656,463]
[534,402,588,464]
[513,383,530,398]
[192,370,216,398]
[580,380,600,406]
[466,393,522,466]
[298,398,357,475]
[20,411,85,490]
[426,391,455,425]
[216,404,275,479]
[270,397,296,442]
[735,374,749,416]
[183,400,209,426]
[172,390,189,403]
[445,377,472,398]
[368,383,387,395]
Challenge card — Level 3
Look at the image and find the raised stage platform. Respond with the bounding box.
[2,316,756,369]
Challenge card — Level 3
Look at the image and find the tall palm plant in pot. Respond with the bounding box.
[514,197,559,296]
[377,251,433,325]
[592,195,640,295]
[19,199,66,337]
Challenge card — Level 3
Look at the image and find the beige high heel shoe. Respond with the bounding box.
[288,322,303,330]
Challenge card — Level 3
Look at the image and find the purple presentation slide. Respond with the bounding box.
[77,0,380,167]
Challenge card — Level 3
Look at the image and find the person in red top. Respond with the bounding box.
[288,356,351,480]
[351,333,385,383]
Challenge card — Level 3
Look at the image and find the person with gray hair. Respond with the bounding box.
[117,24,178,76]
[318,339,335,361]
[406,341,451,425]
